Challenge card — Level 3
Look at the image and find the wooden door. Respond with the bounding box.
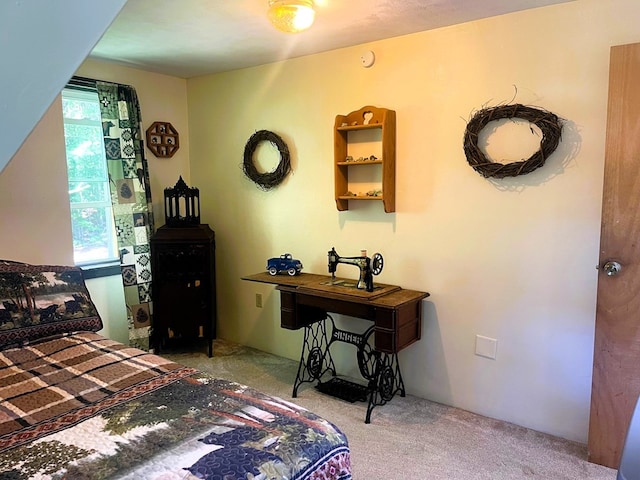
[588,42,640,468]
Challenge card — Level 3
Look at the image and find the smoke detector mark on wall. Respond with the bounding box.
[361,50,375,68]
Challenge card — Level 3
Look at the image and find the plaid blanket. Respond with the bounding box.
[0,332,192,449]
[0,333,352,480]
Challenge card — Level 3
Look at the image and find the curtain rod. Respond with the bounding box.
[66,75,98,92]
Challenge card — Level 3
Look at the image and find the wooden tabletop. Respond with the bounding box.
[242,272,429,307]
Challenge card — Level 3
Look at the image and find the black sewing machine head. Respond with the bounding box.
[327,247,384,292]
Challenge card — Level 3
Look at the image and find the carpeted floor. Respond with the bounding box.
[163,339,618,480]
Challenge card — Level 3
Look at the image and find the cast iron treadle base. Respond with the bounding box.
[293,315,405,423]
[316,377,369,403]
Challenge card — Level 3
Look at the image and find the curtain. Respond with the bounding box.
[96,81,155,351]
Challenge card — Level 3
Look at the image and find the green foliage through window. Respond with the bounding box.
[62,88,118,266]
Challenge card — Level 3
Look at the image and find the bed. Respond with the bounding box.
[0,260,352,479]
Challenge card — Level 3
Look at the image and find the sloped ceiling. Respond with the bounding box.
[1,1,127,174]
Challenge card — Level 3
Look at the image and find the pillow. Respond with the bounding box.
[0,260,103,349]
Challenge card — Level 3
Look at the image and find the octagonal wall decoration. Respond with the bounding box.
[145,121,179,158]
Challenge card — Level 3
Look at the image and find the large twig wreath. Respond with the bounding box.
[242,130,291,190]
[463,104,563,178]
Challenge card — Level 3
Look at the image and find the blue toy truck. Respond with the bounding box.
[267,253,303,276]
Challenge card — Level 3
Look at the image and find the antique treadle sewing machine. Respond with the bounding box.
[326,247,384,292]
[241,247,429,423]
[292,247,407,423]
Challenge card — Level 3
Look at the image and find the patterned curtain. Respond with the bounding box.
[96,81,154,351]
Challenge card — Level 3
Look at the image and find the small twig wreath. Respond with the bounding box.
[463,104,563,178]
[242,130,291,190]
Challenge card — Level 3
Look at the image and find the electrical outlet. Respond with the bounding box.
[475,335,497,359]
[255,293,262,308]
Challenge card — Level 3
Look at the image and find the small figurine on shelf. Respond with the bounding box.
[267,253,303,276]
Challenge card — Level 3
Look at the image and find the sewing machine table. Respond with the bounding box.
[242,272,430,422]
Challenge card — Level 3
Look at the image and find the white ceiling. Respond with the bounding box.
[90,0,574,78]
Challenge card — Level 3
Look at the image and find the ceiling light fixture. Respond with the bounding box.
[267,0,316,34]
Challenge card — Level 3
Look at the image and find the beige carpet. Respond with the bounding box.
[163,340,618,480]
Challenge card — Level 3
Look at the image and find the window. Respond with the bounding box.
[61,87,118,266]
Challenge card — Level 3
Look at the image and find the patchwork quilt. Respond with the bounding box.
[0,332,351,479]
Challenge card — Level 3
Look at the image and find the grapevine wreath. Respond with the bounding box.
[242,130,291,190]
[462,103,563,179]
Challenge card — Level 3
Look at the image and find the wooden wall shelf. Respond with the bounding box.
[334,106,396,213]
[146,121,179,158]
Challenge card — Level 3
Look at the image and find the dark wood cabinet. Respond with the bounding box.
[151,224,216,357]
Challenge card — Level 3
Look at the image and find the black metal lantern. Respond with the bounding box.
[164,176,200,227]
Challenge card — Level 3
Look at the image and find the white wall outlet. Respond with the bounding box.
[255,293,263,308]
[475,335,497,359]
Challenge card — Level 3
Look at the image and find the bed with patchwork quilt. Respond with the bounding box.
[0,260,351,479]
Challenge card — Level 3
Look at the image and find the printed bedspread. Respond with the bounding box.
[0,332,351,479]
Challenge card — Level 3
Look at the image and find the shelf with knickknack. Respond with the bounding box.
[334,105,396,213]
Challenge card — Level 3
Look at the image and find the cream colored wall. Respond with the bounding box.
[0,100,73,265]
[187,0,640,443]
[0,60,189,344]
